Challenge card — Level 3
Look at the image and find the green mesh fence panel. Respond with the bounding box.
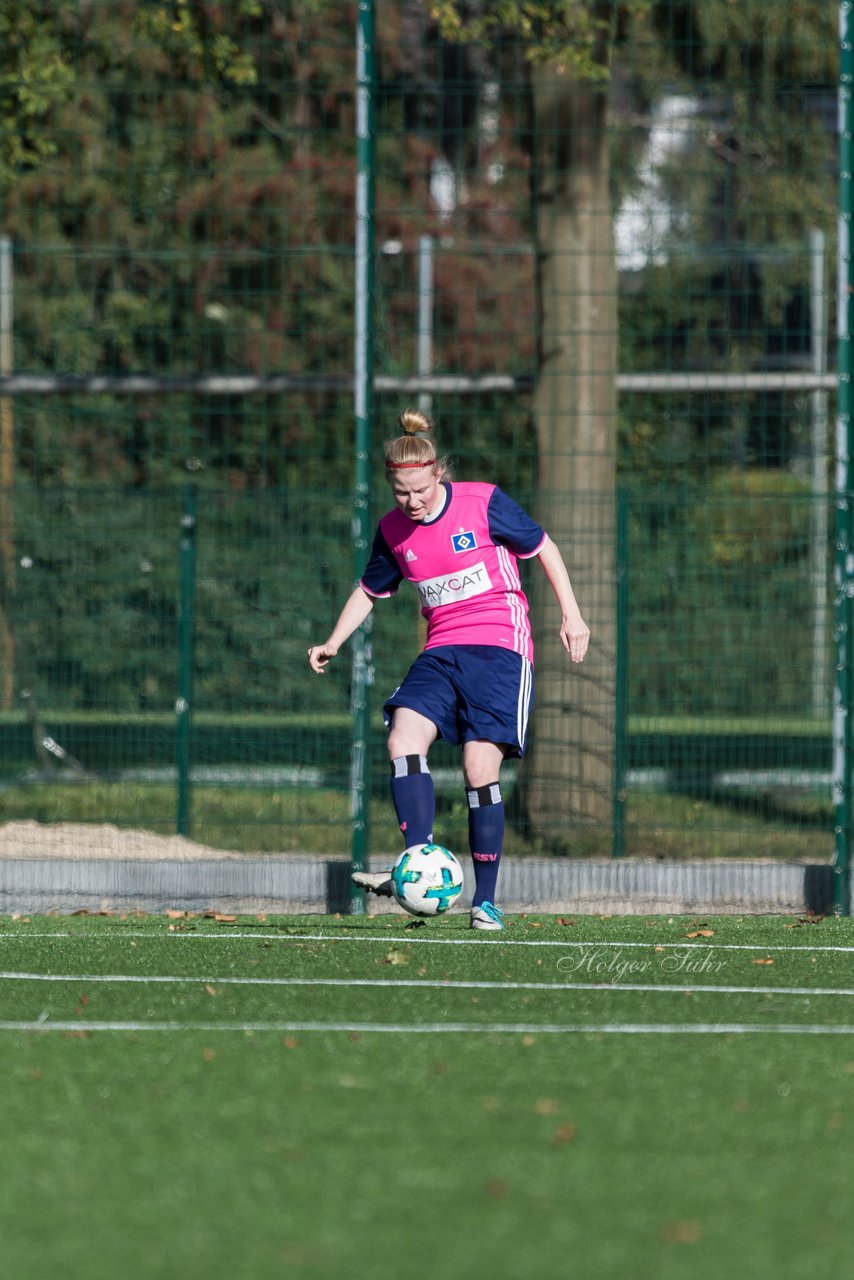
[0,2,843,910]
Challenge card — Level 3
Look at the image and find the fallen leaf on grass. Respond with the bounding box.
[684,929,715,939]
[205,984,221,996]
[526,920,544,929]
[659,1220,703,1244]
[534,1098,561,1116]
[64,1030,91,1040]
[551,1123,576,1146]
[752,957,774,966]
[556,918,575,927]
[203,912,237,923]
[202,1048,216,1061]
[282,1036,298,1050]
[382,948,408,966]
[165,910,187,920]
[485,1179,509,1199]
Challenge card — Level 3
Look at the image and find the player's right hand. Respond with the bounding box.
[307,644,338,673]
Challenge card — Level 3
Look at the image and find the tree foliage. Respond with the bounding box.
[0,0,839,720]
[431,0,641,78]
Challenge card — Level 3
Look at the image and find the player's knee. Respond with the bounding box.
[463,749,506,789]
[388,729,413,759]
[387,715,433,759]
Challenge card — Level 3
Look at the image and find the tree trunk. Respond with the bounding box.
[522,63,617,852]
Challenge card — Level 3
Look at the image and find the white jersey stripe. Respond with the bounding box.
[497,544,530,655]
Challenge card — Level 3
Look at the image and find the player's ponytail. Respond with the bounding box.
[384,408,452,477]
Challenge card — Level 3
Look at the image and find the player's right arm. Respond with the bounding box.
[307,586,375,673]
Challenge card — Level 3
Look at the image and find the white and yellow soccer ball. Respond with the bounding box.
[390,843,465,917]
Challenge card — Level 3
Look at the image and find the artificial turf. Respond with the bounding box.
[1,911,853,1279]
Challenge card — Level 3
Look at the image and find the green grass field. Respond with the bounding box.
[0,779,831,858]
[1,910,853,1279]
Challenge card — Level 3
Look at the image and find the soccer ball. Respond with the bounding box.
[391,843,465,917]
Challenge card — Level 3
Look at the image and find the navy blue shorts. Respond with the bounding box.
[383,645,535,757]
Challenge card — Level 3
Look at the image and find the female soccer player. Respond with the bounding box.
[307,409,589,930]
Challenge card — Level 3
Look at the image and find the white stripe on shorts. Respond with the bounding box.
[517,656,533,748]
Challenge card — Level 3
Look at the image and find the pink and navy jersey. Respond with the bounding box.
[359,482,547,662]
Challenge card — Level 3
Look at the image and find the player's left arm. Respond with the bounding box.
[535,536,590,664]
[486,487,589,663]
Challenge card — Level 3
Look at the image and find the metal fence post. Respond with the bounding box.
[834,1,854,915]
[350,0,376,910]
[612,488,629,858]
[0,236,14,711]
[176,481,197,838]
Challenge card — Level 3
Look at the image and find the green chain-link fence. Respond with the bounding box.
[0,2,844,894]
[0,477,835,858]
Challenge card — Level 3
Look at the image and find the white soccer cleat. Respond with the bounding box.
[470,901,505,931]
[351,870,394,897]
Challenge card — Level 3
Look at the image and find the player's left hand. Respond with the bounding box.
[307,643,338,673]
[560,617,590,663]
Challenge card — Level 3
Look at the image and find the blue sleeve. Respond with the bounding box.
[359,526,402,597]
[487,488,547,557]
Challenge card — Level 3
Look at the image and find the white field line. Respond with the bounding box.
[1,971,854,998]
[2,1019,854,1036]
[4,931,854,954]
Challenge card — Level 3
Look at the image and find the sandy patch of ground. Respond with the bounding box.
[0,821,247,860]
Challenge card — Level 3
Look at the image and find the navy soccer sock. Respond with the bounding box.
[467,782,504,907]
[390,755,435,848]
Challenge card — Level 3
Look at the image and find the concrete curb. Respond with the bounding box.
[0,855,842,916]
